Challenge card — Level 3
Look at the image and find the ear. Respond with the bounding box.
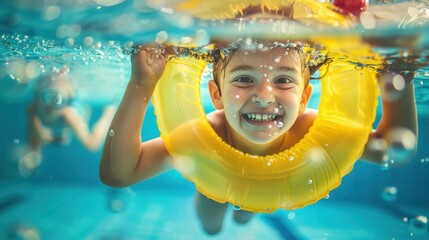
[208,80,224,110]
[299,83,313,114]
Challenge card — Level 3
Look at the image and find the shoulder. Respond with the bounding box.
[297,108,317,124]
[302,108,318,118]
[206,110,228,140]
[290,108,318,137]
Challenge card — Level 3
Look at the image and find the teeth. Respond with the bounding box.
[245,113,278,121]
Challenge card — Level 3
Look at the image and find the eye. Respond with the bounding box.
[232,76,255,87]
[274,76,293,84]
[274,76,296,89]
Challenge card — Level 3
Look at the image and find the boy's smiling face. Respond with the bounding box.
[210,46,312,145]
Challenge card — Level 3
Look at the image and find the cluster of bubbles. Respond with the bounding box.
[0,33,132,103]
[404,215,428,236]
[380,186,428,236]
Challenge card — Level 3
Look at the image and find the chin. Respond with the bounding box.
[246,133,282,145]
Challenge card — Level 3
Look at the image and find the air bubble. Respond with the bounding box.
[408,215,428,235]
[287,212,296,220]
[109,129,115,137]
[155,31,168,44]
[233,205,241,211]
[381,186,398,202]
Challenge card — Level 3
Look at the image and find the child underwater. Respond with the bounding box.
[21,67,116,177]
[99,37,418,234]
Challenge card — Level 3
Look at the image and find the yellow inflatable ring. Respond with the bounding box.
[152,2,381,213]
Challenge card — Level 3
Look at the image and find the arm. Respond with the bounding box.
[361,71,418,166]
[99,49,173,187]
[27,103,44,152]
[63,105,116,151]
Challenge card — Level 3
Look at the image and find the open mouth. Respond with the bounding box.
[242,113,283,125]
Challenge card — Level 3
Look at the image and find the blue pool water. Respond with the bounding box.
[1,0,429,239]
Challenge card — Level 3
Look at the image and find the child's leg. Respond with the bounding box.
[195,191,228,235]
[232,210,254,224]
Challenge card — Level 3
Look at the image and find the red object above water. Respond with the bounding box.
[333,0,368,16]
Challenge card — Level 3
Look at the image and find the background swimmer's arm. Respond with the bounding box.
[361,72,418,166]
[27,103,45,152]
[99,49,173,188]
[63,105,116,151]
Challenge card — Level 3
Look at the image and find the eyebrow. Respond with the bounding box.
[229,65,299,73]
[229,65,255,73]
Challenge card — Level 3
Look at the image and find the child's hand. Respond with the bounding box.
[131,47,168,87]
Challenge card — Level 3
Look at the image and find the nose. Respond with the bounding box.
[252,82,275,105]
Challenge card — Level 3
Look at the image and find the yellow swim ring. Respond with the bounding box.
[174,0,355,28]
[152,1,381,213]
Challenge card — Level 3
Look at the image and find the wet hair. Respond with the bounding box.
[211,44,318,95]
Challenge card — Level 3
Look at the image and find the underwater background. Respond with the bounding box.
[0,0,429,239]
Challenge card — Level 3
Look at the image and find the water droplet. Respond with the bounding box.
[13,139,20,144]
[273,108,279,113]
[266,161,272,166]
[274,57,281,63]
[307,179,313,184]
[325,194,330,199]
[289,156,294,161]
[276,121,284,128]
[235,95,240,99]
[109,129,115,137]
[268,66,273,70]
